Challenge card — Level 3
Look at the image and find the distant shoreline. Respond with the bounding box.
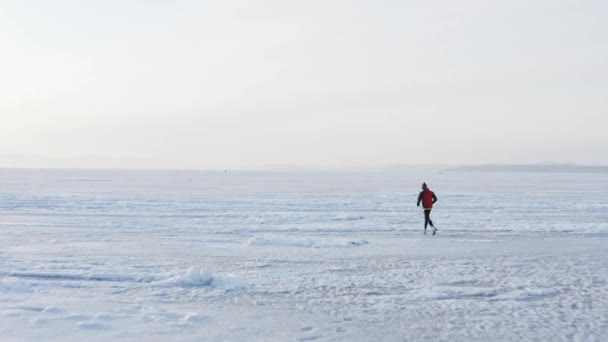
[449,164,608,174]
[0,164,607,174]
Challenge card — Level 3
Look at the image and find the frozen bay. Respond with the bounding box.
[1,169,607,341]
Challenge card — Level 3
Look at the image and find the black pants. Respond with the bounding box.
[424,209,434,229]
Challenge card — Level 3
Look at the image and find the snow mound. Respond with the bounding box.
[248,236,369,248]
[156,267,245,290]
[161,267,213,287]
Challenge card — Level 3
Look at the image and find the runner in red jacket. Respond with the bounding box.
[417,182,438,235]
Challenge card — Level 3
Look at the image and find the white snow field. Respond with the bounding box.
[1,169,607,341]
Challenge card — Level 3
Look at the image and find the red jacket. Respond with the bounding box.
[417,189,437,209]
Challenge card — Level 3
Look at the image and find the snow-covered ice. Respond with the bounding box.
[0,169,607,341]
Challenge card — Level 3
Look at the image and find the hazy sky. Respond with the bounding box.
[1,0,607,169]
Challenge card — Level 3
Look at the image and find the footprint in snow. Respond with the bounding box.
[297,327,322,341]
[65,313,92,321]
[31,317,49,325]
[78,321,111,330]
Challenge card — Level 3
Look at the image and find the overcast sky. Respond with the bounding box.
[1,0,607,169]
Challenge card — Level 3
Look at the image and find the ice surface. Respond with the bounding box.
[0,169,607,341]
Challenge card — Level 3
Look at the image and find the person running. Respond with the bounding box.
[417,182,438,235]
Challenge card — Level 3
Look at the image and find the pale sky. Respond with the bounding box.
[1,0,607,169]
